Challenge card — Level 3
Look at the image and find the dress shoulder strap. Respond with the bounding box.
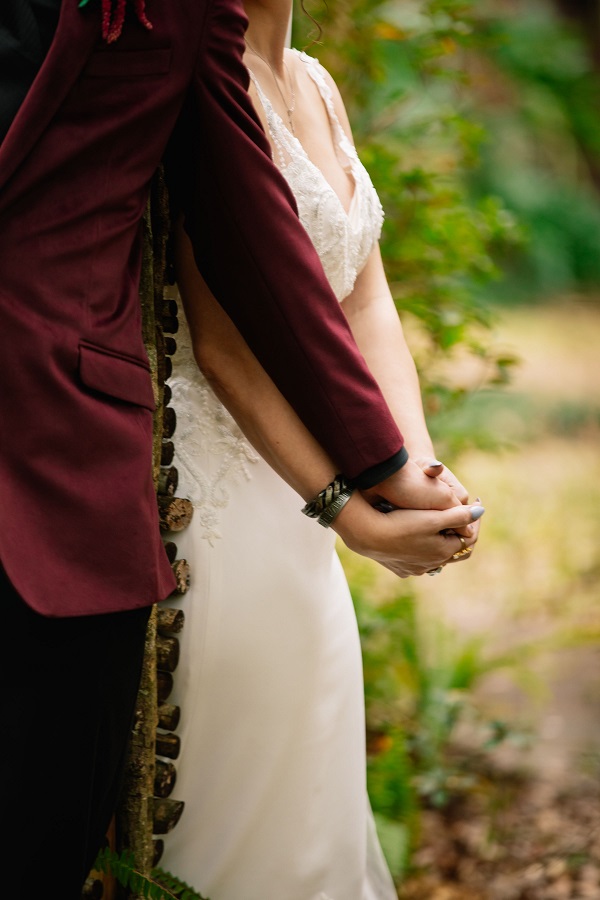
[291,50,358,168]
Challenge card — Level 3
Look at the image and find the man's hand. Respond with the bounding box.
[333,491,485,578]
[361,458,463,512]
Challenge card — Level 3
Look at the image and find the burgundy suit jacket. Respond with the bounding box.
[0,0,404,617]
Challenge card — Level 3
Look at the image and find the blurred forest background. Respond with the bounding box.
[292,1,600,897]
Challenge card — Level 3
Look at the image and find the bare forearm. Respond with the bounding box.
[201,332,336,502]
[342,249,435,459]
[347,299,434,457]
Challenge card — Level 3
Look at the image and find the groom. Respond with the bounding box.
[0,1,475,896]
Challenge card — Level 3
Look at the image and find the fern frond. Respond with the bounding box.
[92,847,211,900]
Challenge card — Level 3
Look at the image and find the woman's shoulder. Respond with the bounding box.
[287,48,354,144]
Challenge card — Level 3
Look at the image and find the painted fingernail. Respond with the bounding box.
[470,505,485,521]
[429,459,443,467]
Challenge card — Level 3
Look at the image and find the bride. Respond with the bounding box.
[160,1,484,897]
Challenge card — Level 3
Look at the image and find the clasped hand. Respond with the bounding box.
[333,458,484,578]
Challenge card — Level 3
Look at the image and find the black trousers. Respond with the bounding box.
[0,566,151,899]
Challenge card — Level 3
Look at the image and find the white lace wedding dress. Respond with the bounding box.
[160,51,398,900]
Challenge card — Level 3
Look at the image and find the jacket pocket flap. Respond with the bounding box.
[79,342,155,411]
[84,48,172,78]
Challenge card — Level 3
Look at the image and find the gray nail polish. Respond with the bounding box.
[470,505,485,521]
[430,459,443,467]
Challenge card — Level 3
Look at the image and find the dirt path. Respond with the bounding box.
[398,770,600,899]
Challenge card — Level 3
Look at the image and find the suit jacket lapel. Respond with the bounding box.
[0,0,99,191]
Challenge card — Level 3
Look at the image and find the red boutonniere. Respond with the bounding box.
[78,0,153,44]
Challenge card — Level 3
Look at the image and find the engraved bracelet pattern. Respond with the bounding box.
[301,475,355,528]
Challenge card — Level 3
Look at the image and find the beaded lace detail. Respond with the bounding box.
[168,51,385,540]
[167,305,260,545]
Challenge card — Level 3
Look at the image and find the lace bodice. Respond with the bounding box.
[168,51,385,540]
[248,50,384,302]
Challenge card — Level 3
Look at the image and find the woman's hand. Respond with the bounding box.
[413,456,482,539]
[415,456,469,504]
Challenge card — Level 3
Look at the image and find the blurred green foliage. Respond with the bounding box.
[472,3,600,301]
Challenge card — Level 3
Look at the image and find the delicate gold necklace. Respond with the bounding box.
[245,39,296,135]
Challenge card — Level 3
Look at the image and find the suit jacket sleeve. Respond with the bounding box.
[168,0,406,483]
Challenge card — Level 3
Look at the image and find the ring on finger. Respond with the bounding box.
[451,536,472,561]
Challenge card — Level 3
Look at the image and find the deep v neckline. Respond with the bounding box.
[248,52,359,221]
[247,49,384,302]
[289,134,359,222]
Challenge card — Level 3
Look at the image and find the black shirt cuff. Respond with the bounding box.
[349,446,409,491]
